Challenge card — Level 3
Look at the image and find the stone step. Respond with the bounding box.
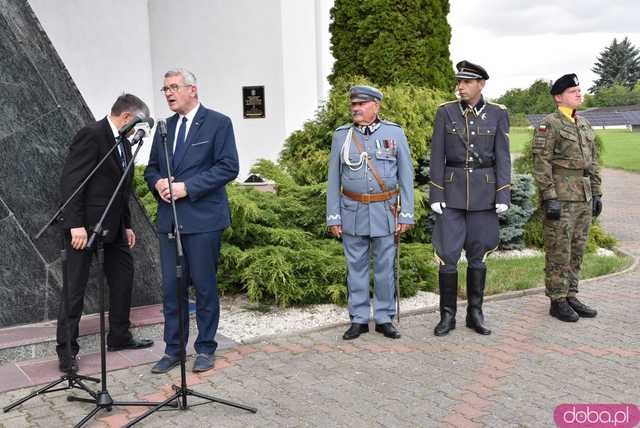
[0,302,234,365]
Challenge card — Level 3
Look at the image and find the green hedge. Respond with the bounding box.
[135,162,437,307]
[329,0,455,92]
[280,76,448,186]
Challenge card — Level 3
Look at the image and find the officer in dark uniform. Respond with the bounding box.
[428,61,511,336]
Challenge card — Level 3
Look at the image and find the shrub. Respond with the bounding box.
[280,76,448,186]
[499,174,536,249]
[329,0,455,92]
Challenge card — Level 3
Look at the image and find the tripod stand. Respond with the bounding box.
[2,231,99,413]
[3,124,168,426]
[124,120,257,427]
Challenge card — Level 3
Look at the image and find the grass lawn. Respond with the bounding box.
[596,129,640,172]
[455,253,632,297]
[509,127,639,172]
[509,127,532,155]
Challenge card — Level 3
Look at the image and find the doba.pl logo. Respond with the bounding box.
[554,403,640,428]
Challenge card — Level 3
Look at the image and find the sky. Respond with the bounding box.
[448,0,640,99]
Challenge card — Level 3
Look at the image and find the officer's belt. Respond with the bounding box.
[342,189,397,204]
[446,161,495,169]
[552,166,589,177]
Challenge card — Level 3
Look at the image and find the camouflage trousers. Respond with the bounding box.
[543,200,592,301]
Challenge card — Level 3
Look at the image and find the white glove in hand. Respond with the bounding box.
[430,202,446,215]
[495,203,509,214]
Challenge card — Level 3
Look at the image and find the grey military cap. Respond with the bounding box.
[349,85,383,102]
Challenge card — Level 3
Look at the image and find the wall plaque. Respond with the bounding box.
[242,86,265,118]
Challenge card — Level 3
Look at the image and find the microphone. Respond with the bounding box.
[128,117,155,146]
[118,112,153,136]
[157,119,167,138]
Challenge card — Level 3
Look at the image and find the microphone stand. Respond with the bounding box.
[2,129,137,414]
[2,228,99,413]
[63,134,174,427]
[124,123,257,427]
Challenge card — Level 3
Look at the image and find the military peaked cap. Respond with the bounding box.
[349,85,383,102]
[550,73,579,95]
[455,60,489,80]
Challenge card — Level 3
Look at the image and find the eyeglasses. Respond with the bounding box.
[160,84,191,94]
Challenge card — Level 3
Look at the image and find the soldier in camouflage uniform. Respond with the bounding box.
[429,61,512,336]
[532,73,601,322]
[326,85,415,340]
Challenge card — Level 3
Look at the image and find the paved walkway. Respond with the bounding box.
[1,169,638,428]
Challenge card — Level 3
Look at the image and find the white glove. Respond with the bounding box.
[430,202,446,215]
[495,203,509,214]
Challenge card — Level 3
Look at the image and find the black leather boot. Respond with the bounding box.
[466,267,491,335]
[434,272,457,336]
[550,299,580,322]
[567,296,597,318]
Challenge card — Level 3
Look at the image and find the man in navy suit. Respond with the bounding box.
[145,69,239,373]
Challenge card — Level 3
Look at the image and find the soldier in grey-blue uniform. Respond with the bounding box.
[429,61,511,337]
[326,86,415,340]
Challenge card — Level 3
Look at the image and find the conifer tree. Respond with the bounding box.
[329,0,455,92]
[591,37,640,93]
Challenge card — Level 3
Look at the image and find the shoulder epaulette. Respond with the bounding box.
[335,123,351,131]
[487,101,507,110]
[380,119,401,127]
[438,100,458,107]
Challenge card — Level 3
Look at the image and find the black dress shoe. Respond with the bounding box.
[58,354,79,373]
[108,338,154,352]
[375,323,401,339]
[567,297,597,318]
[550,299,579,322]
[342,323,369,340]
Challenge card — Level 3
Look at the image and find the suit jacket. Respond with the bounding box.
[60,117,133,242]
[144,104,239,234]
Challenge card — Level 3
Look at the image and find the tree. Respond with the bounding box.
[589,84,640,107]
[280,76,447,186]
[328,0,455,92]
[494,79,556,116]
[590,37,640,93]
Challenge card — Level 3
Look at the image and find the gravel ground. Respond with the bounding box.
[217,247,616,342]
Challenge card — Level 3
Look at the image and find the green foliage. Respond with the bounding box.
[134,165,158,222]
[591,37,640,93]
[498,174,536,250]
[329,0,456,92]
[280,76,448,185]
[494,79,556,116]
[583,84,640,107]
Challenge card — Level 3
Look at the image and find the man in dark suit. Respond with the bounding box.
[145,69,239,373]
[57,94,154,372]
